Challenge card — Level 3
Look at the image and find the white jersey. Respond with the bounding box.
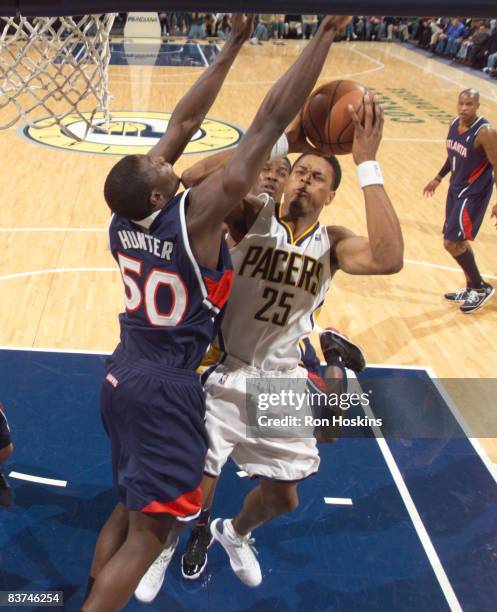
[219,196,332,371]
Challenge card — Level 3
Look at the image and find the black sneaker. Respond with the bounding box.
[0,471,13,507]
[181,523,213,580]
[460,285,495,314]
[319,328,366,372]
[444,288,470,302]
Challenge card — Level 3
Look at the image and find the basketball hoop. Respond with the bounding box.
[0,13,116,140]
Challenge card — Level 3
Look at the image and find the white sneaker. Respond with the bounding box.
[210,518,262,587]
[134,539,178,603]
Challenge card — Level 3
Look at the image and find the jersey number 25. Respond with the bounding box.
[118,253,187,326]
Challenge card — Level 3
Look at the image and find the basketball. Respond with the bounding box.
[302,80,367,155]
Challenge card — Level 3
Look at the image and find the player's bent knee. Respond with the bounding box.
[270,496,299,515]
[261,485,299,515]
[444,239,465,255]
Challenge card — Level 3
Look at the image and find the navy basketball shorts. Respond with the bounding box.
[0,403,12,450]
[443,188,493,241]
[101,347,208,520]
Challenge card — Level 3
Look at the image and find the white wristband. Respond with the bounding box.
[356,161,384,188]
[269,133,289,160]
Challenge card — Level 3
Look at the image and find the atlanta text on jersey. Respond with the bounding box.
[446,138,468,158]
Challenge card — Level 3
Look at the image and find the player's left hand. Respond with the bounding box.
[229,14,255,44]
[285,111,319,155]
[491,203,497,229]
[349,93,384,165]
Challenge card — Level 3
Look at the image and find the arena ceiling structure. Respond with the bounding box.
[0,0,495,18]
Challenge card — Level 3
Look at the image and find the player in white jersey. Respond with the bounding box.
[206,95,402,588]
[136,94,402,598]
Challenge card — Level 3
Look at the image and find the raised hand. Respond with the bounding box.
[285,111,318,155]
[229,13,255,44]
[423,179,441,197]
[320,15,352,33]
[348,93,384,165]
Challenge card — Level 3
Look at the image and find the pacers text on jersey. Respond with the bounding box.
[239,245,323,296]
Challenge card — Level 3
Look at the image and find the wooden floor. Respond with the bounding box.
[1,40,496,459]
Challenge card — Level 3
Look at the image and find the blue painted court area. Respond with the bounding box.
[109,42,219,66]
[0,349,496,611]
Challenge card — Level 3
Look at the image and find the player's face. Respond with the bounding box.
[284,155,335,217]
[252,158,290,202]
[145,155,181,207]
[457,94,479,124]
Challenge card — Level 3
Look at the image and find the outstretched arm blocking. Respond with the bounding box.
[149,15,254,164]
[189,16,351,238]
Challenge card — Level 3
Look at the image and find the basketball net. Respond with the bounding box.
[0,14,116,140]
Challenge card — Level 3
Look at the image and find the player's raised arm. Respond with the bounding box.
[330,94,404,275]
[188,15,351,265]
[148,14,254,163]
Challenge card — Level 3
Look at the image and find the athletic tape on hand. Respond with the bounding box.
[356,161,384,188]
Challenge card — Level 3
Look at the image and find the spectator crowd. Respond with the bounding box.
[111,13,497,79]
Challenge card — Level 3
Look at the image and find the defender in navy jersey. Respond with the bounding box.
[84,14,356,612]
[424,89,497,313]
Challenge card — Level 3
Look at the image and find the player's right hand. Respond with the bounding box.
[320,15,352,33]
[423,179,440,197]
[229,14,255,44]
[349,93,384,165]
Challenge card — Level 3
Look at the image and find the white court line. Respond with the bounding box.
[424,365,497,485]
[364,363,497,484]
[350,372,463,611]
[404,258,497,282]
[0,268,117,282]
[110,47,384,88]
[367,363,433,371]
[383,137,445,143]
[196,43,209,68]
[0,241,494,285]
[0,227,107,233]
[324,497,353,506]
[9,471,67,487]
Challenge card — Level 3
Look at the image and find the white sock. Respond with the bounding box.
[225,519,248,541]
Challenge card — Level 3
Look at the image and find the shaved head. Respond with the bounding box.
[457,89,480,126]
[459,88,479,103]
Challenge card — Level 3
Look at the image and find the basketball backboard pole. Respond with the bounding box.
[0,1,496,18]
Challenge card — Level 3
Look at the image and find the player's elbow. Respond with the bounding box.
[377,256,403,275]
[386,260,403,274]
[181,168,195,188]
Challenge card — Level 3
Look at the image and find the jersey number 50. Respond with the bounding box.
[118,253,187,327]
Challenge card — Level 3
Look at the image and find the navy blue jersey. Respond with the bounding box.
[299,337,321,376]
[109,189,233,370]
[446,117,493,197]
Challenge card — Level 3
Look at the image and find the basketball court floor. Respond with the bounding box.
[1,36,497,611]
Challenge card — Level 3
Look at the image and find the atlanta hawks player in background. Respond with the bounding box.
[424,89,497,313]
